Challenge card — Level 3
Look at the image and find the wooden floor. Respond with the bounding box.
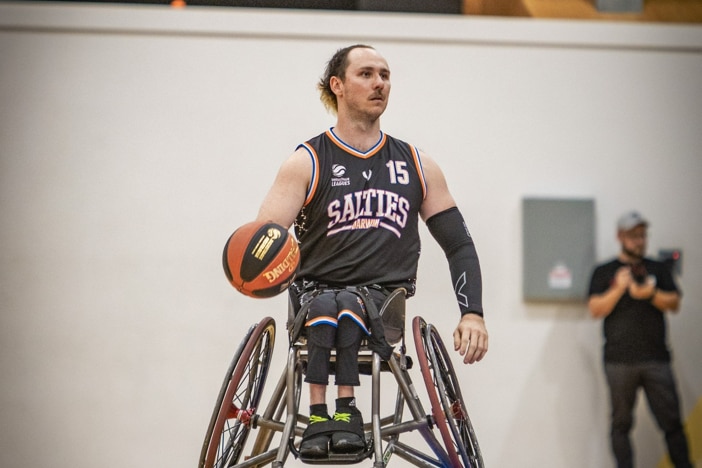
[464,0,702,23]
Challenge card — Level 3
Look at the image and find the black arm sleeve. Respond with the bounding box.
[426,207,484,317]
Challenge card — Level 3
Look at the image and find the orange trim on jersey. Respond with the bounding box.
[299,142,320,206]
[410,145,427,200]
[325,128,387,159]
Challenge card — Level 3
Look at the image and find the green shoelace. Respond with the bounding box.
[309,414,329,424]
[333,412,351,423]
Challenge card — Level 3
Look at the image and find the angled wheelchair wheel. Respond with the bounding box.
[413,316,484,468]
[199,317,276,468]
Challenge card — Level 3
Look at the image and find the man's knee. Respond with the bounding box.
[335,290,369,349]
[305,292,337,348]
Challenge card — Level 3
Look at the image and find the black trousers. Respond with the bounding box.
[604,361,692,468]
[303,288,386,386]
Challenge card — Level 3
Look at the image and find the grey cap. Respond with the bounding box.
[617,210,649,231]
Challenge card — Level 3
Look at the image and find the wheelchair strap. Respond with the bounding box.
[288,290,318,345]
[289,281,394,360]
[302,419,365,440]
[348,286,393,361]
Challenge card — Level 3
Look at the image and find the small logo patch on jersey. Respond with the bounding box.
[362,170,372,180]
[332,164,346,177]
[331,164,350,186]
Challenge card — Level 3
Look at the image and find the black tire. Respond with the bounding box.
[199,317,276,468]
[413,316,484,467]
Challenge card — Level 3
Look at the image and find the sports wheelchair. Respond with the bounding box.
[199,285,484,467]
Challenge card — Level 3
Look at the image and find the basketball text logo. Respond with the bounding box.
[263,242,299,283]
[251,228,282,261]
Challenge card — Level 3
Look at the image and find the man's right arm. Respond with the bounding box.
[588,266,630,318]
[256,147,312,229]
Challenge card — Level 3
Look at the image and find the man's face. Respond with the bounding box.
[619,224,647,261]
[334,47,391,120]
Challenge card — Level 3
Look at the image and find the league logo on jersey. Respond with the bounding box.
[331,164,350,187]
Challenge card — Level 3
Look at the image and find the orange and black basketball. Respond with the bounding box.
[223,221,300,298]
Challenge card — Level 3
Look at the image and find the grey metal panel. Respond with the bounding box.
[522,198,595,302]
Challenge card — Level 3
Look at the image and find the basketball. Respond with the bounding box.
[223,221,300,298]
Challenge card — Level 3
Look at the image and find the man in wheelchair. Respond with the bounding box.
[255,44,489,459]
[288,282,394,458]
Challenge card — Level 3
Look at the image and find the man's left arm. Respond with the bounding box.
[419,153,488,365]
[651,289,680,312]
[453,313,488,364]
[629,264,681,313]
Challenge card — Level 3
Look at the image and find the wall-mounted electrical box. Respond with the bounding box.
[522,197,595,302]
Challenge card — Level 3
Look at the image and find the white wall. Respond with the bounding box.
[1,2,701,467]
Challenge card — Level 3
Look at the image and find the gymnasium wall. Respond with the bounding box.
[1,2,701,467]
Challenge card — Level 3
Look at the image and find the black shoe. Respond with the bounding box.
[330,410,365,454]
[300,415,331,458]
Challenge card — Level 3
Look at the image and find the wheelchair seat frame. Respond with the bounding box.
[199,287,484,468]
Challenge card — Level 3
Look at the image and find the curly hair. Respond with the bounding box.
[317,44,375,115]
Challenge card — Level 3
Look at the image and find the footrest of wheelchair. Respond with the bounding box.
[357,355,413,375]
[299,446,373,465]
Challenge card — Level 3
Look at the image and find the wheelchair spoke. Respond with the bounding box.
[413,316,484,468]
[199,318,275,468]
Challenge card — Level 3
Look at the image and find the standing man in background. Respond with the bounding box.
[588,211,692,468]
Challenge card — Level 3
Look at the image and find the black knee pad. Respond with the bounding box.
[334,351,361,386]
[305,291,337,348]
[335,316,363,386]
[335,290,369,348]
[305,344,332,385]
[336,319,364,349]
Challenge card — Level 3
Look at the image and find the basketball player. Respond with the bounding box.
[256,44,488,458]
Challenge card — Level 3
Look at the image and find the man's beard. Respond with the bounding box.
[623,245,645,261]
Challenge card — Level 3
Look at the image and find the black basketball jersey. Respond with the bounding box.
[294,128,426,296]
